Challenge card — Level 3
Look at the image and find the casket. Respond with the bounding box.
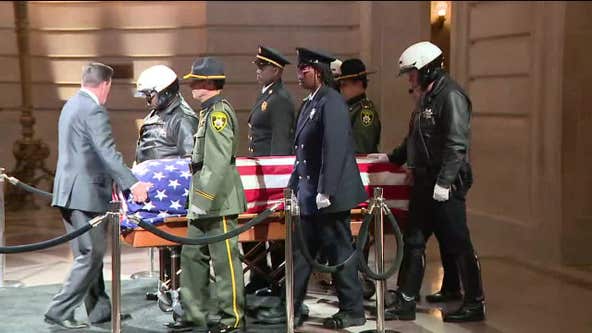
[120,155,409,248]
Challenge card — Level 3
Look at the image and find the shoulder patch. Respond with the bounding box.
[211,111,228,132]
[361,109,374,127]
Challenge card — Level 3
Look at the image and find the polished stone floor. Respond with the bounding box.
[2,205,592,332]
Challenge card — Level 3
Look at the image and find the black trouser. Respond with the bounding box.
[293,211,364,316]
[398,173,484,302]
[396,226,460,294]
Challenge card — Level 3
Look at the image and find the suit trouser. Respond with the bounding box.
[293,211,364,316]
[398,176,484,302]
[180,215,245,328]
[46,209,111,322]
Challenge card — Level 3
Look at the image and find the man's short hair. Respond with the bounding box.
[212,79,225,90]
[82,62,114,87]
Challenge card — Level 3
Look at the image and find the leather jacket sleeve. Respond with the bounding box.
[176,114,198,157]
[388,137,407,166]
[436,90,471,188]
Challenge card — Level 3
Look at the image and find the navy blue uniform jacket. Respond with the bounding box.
[288,86,367,216]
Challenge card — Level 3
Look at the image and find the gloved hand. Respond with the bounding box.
[366,153,390,163]
[190,205,206,215]
[433,184,450,202]
[316,193,331,210]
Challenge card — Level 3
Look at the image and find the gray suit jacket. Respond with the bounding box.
[52,90,138,213]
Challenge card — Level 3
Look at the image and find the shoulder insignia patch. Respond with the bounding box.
[211,111,228,132]
[261,101,268,112]
[361,109,374,127]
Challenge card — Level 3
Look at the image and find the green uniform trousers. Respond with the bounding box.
[180,215,245,328]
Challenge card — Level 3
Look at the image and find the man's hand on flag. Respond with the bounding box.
[131,181,152,203]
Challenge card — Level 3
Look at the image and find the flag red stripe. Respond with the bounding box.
[236,162,405,176]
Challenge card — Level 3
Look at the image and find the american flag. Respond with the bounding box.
[119,158,192,229]
[119,155,409,230]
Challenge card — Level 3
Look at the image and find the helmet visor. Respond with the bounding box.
[398,65,416,77]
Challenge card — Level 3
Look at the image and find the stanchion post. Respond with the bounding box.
[0,168,24,288]
[110,200,121,333]
[283,189,294,333]
[375,187,386,332]
[361,187,397,333]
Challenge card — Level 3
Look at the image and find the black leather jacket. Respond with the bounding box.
[135,95,198,163]
[389,74,472,189]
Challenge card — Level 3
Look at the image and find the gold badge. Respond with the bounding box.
[211,111,228,132]
[361,110,374,127]
[261,101,268,112]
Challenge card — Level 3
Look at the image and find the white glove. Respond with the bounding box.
[316,193,331,210]
[190,205,206,215]
[366,153,390,163]
[433,184,450,202]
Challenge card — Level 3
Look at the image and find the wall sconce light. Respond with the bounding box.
[434,1,448,29]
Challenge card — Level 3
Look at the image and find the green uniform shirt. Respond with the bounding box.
[188,94,247,219]
[348,93,381,154]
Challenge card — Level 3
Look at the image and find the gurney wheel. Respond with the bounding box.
[157,290,173,312]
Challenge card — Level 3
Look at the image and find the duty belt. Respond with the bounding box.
[189,156,236,174]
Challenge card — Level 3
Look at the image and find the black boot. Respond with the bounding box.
[256,303,307,327]
[384,290,416,321]
[398,248,425,302]
[443,252,485,322]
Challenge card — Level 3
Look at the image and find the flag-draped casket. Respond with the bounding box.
[120,155,409,230]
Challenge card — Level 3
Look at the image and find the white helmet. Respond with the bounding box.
[398,41,443,75]
[330,59,343,76]
[135,65,178,97]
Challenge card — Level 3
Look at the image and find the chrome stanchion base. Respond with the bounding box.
[0,280,24,288]
[130,271,159,279]
[130,247,158,279]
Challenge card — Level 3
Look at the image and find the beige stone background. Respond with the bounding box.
[0,1,590,270]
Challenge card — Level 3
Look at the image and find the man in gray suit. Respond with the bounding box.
[44,62,151,329]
